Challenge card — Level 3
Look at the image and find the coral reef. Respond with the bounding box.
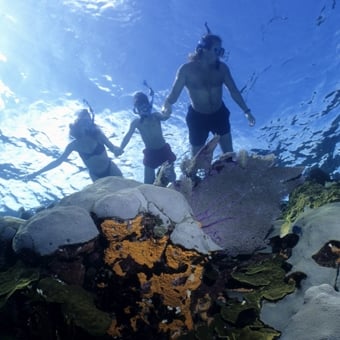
[177,253,299,339]
[0,210,301,339]
[0,209,295,340]
[2,173,326,339]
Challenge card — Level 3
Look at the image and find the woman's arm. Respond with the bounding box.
[98,130,122,156]
[25,143,74,180]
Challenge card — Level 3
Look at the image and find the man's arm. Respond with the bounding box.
[162,64,187,116]
[223,64,256,126]
[25,143,74,180]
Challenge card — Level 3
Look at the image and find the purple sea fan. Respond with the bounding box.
[177,154,304,256]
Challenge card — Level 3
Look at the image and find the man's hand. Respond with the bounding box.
[162,100,172,116]
[245,111,256,127]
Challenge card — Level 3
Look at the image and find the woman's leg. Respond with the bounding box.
[109,162,123,177]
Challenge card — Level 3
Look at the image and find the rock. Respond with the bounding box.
[92,187,147,219]
[280,284,340,340]
[261,202,340,334]
[170,218,222,253]
[58,176,141,211]
[21,177,221,255]
[12,205,99,256]
[137,184,193,224]
[0,216,25,242]
[287,202,340,287]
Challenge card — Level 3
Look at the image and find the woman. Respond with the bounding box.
[26,109,123,182]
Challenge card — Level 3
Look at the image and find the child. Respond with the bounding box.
[118,92,176,185]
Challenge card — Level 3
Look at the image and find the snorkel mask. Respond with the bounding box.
[69,109,94,138]
[195,22,225,57]
[133,92,152,116]
[75,109,93,127]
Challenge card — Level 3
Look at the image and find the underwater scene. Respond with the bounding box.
[0,0,340,339]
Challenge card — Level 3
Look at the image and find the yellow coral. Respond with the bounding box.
[106,319,122,337]
[159,319,185,337]
[100,214,207,336]
[138,260,204,330]
[130,300,152,331]
[104,237,168,274]
[166,244,205,270]
[101,215,143,241]
[101,215,168,274]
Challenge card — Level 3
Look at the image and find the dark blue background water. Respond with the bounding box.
[0,0,339,214]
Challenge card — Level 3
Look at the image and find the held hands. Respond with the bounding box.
[22,173,37,182]
[245,110,256,127]
[161,101,172,117]
[113,146,124,157]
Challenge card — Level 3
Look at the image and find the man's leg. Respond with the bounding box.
[167,162,176,182]
[219,132,233,153]
[191,144,204,157]
[144,166,155,184]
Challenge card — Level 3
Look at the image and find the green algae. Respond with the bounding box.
[0,261,40,308]
[281,181,340,233]
[230,257,295,308]
[37,277,112,336]
[181,313,280,340]
[220,301,258,324]
[231,325,280,340]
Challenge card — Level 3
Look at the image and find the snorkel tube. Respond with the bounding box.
[204,21,211,34]
[143,80,154,109]
[196,22,224,69]
[196,22,212,50]
[83,99,95,124]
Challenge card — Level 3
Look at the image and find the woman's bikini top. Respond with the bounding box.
[78,143,105,161]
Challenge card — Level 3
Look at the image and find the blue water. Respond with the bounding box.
[0,0,339,214]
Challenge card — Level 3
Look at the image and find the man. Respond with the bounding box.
[162,33,256,156]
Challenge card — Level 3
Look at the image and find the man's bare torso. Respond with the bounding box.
[183,61,227,114]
